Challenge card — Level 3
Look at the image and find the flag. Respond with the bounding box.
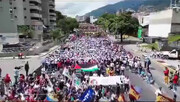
[62,68,71,79]
[81,65,99,72]
[129,85,140,100]
[156,94,174,102]
[45,93,58,102]
[75,77,81,89]
[79,88,95,102]
[74,64,82,69]
[118,94,126,102]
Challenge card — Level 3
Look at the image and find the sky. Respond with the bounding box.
[55,0,123,18]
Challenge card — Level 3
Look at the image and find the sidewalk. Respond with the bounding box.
[0,45,60,82]
[0,45,60,60]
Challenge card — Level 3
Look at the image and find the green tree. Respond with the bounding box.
[18,25,34,38]
[110,13,139,42]
[55,11,65,22]
[85,17,90,23]
[50,29,65,42]
[95,14,116,33]
[57,17,79,34]
[96,13,139,42]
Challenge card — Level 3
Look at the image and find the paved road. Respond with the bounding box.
[124,70,156,101]
[0,45,60,82]
[108,35,179,100]
[124,44,180,101]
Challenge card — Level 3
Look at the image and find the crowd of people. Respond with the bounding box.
[0,35,178,101]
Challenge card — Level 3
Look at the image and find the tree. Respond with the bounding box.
[110,13,139,42]
[57,17,79,34]
[95,14,116,33]
[96,13,139,42]
[50,29,65,42]
[85,17,90,23]
[55,11,65,22]
[18,25,34,38]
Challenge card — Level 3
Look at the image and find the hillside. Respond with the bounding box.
[85,0,170,17]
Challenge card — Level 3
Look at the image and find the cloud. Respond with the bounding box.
[55,0,123,17]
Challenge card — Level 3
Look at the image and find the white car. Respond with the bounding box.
[161,49,179,59]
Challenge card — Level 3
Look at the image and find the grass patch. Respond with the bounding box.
[141,41,160,51]
[168,35,180,43]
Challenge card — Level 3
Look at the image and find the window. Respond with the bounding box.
[14,7,16,9]
[23,0,25,2]
[0,7,3,12]
[24,16,27,19]
[24,8,26,10]
[0,0,2,2]
[14,16,17,18]
[9,8,13,14]
[171,51,176,54]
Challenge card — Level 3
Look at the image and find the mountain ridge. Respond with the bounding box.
[85,0,170,17]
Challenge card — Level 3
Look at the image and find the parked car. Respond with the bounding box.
[161,49,180,59]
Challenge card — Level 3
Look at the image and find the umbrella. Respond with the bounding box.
[135,86,142,94]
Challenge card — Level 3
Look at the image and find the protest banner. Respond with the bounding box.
[79,88,95,102]
[89,76,124,85]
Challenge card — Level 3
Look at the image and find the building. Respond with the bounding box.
[79,23,101,35]
[0,0,19,44]
[90,16,97,24]
[0,0,56,44]
[132,12,151,37]
[148,8,180,38]
[42,0,56,31]
[75,15,86,23]
[116,9,124,16]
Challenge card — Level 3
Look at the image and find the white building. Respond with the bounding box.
[132,12,150,27]
[75,15,86,22]
[148,8,180,38]
[90,16,97,24]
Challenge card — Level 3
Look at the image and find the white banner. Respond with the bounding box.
[89,76,125,86]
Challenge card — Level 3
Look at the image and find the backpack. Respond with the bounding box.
[148,59,151,65]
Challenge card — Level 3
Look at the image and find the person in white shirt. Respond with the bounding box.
[124,76,130,93]
[155,87,162,97]
[93,73,98,77]
[121,64,125,75]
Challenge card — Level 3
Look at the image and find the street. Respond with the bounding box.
[124,44,180,100]
[0,36,179,101]
[0,45,59,82]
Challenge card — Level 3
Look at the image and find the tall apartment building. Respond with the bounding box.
[42,0,56,31]
[0,0,56,44]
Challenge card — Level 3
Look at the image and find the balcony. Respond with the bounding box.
[50,17,56,21]
[49,5,55,9]
[49,0,55,5]
[49,8,55,13]
[30,5,42,11]
[50,22,56,26]
[30,0,41,4]
[50,12,56,16]
[31,13,42,18]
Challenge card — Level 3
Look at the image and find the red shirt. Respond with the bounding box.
[57,62,62,68]
[164,69,169,76]
[173,75,179,84]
